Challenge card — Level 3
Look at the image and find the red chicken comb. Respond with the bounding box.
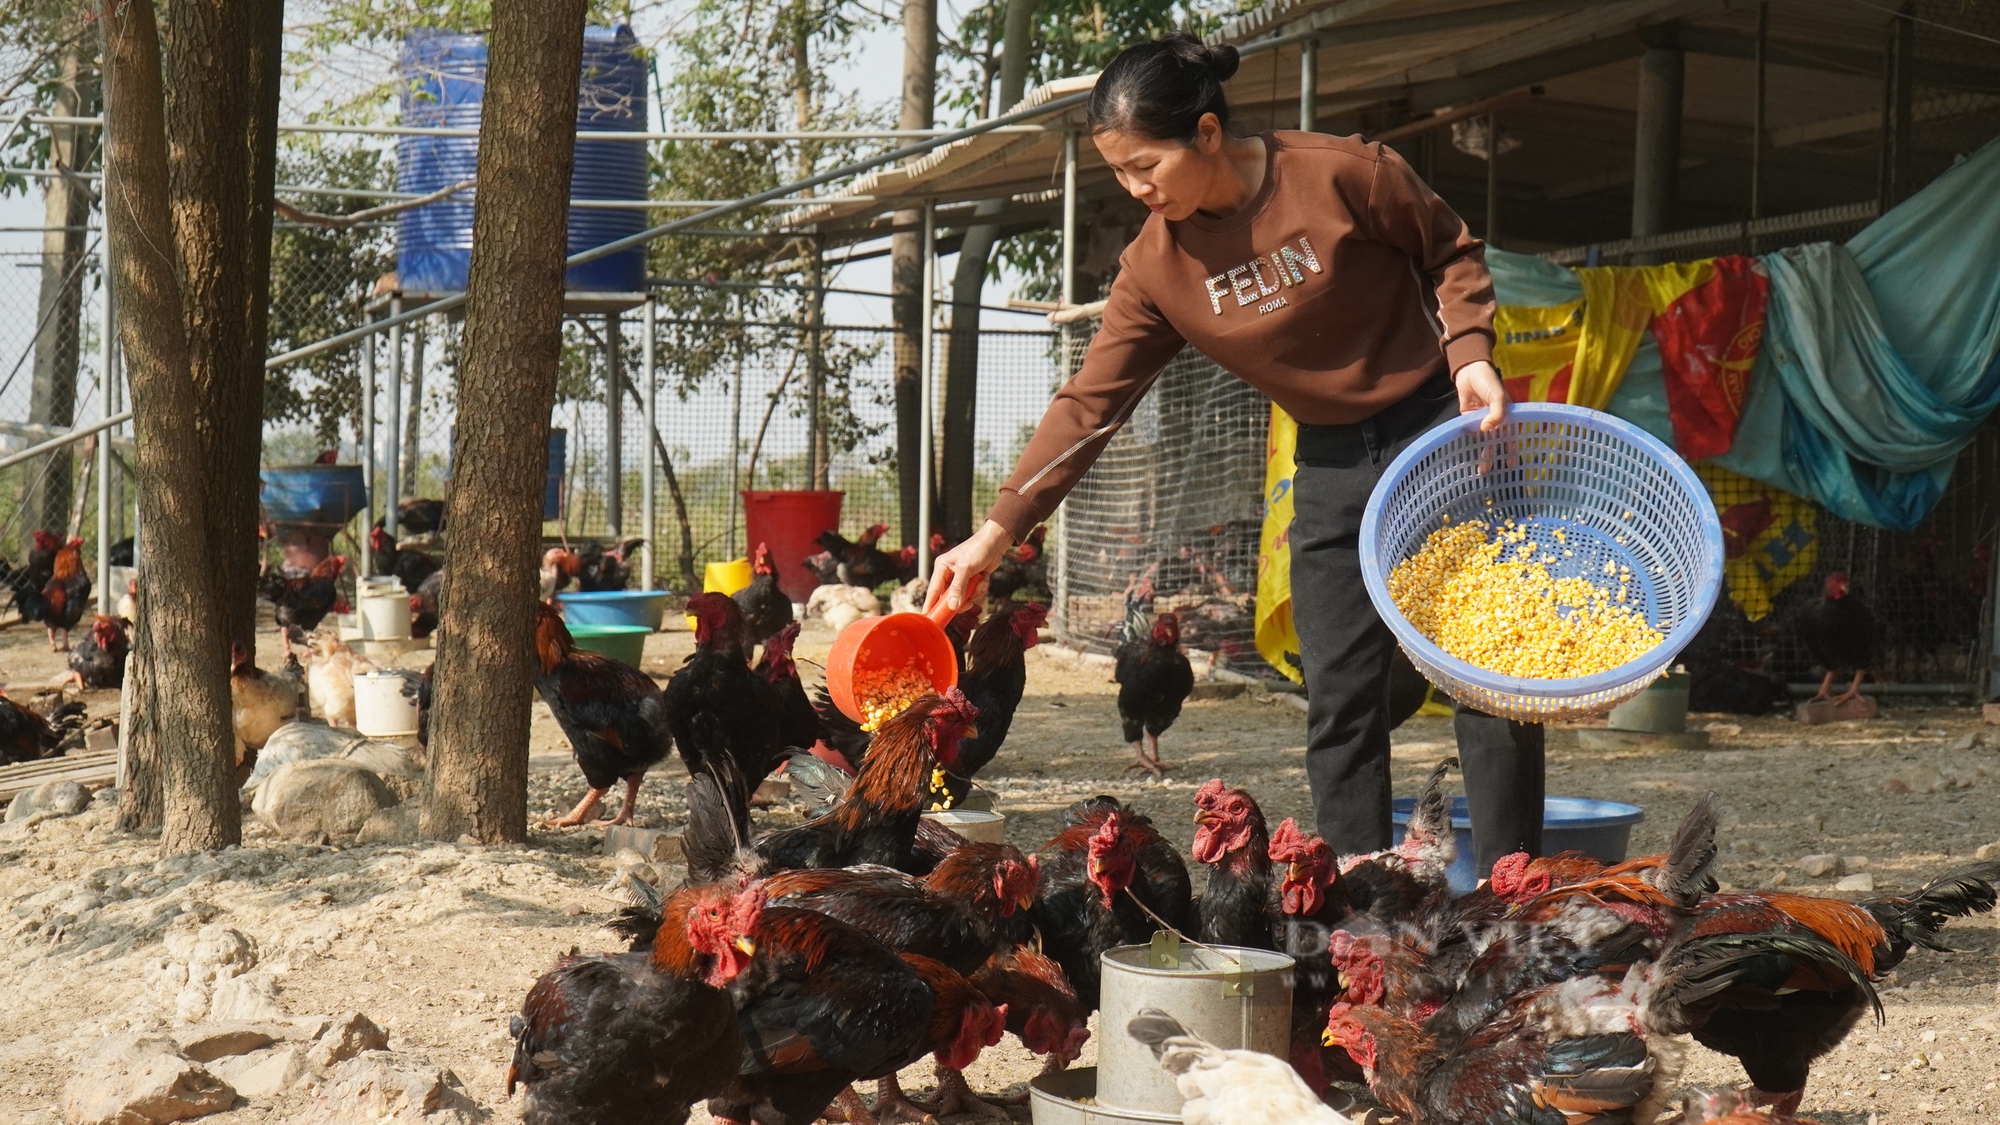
[1267,817,1324,863]
[1193,778,1229,808]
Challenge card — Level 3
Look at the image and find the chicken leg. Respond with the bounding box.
[923,1065,1010,1119]
[1809,670,1835,703]
[1832,670,1866,706]
[869,1075,939,1124]
[599,775,644,827]
[825,1086,880,1125]
[548,787,608,828]
[1122,739,1161,778]
[1144,731,1176,775]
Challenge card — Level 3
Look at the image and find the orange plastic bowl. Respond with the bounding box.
[825,598,962,723]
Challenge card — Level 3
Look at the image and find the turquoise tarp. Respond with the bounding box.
[1489,135,2000,530]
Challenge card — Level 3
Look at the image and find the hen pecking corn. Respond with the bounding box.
[854,665,935,732]
[1387,519,1663,679]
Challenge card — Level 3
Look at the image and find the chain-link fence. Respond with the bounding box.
[0,247,129,566]
[1048,328,1269,670]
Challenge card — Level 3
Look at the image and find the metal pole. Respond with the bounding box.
[606,311,623,534]
[1061,132,1077,309]
[916,202,936,581]
[385,295,403,538]
[806,234,826,490]
[1485,113,1500,250]
[96,250,114,601]
[727,294,743,559]
[1299,39,1319,132]
[639,298,655,589]
[402,319,425,498]
[0,409,132,471]
[359,320,375,576]
[1751,0,1767,237]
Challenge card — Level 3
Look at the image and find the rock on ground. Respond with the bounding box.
[306,1052,484,1124]
[63,1034,234,1125]
[7,780,92,823]
[357,802,420,845]
[310,1011,390,1068]
[253,759,397,841]
[206,1044,313,1099]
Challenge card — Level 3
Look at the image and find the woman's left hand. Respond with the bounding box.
[1454,359,1509,432]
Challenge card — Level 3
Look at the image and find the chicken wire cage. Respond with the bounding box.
[1048,329,1268,669]
[1360,404,1725,723]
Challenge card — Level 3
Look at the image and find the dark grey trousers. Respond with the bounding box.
[1289,373,1545,876]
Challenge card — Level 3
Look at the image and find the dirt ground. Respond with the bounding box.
[0,615,1996,1124]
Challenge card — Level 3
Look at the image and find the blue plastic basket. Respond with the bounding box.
[1359,403,1724,723]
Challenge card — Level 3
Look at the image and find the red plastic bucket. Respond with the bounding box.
[742,490,844,604]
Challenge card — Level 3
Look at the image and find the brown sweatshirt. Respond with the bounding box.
[987,130,1495,542]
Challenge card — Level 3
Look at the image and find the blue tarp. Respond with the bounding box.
[1490,135,2000,530]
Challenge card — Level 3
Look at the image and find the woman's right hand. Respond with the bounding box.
[925,520,1013,615]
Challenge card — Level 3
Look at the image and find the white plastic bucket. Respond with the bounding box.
[922,809,1006,843]
[354,671,421,737]
[357,579,411,640]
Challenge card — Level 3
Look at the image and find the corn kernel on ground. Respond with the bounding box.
[1387,519,1664,679]
[854,665,936,731]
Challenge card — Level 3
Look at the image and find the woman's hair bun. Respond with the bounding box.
[1087,33,1239,142]
[1202,44,1240,82]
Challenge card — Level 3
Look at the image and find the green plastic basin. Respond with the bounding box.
[568,623,651,668]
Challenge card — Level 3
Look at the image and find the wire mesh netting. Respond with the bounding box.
[1048,327,1269,671]
[0,248,130,563]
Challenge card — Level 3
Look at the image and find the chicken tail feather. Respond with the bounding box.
[1869,860,2000,955]
[1658,792,1721,907]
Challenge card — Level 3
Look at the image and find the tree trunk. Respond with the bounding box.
[422,0,585,845]
[942,0,1037,539]
[27,45,98,541]
[890,0,937,548]
[162,0,275,657]
[101,0,240,852]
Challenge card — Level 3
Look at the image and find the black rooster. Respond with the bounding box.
[1114,610,1194,779]
[65,614,131,690]
[664,593,783,814]
[1796,571,1875,704]
[932,600,1047,808]
[576,538,647,592]
[733,541,793,644]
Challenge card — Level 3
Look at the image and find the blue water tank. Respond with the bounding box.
[397,26,649,294]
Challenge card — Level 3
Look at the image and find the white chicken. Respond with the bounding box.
[306,631,373,730]
[1127,1010,1354,1125]
[888,575,928,615]
[805,582,880,634]
[116,577,138,624]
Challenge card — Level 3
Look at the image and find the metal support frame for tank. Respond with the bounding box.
[385,294,403,537]
[605,310,623,534]
[403,318,426,499]
[265,90,1093,374]
[359,320,375,577]
[805,230,826,490]
[96,241,116,599]
[916,202,936,581]
[1299,39,1319,131]
[640,296,655,589]
[727,291,744,560]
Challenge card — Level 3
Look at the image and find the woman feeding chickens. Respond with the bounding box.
[927,34,1544,874]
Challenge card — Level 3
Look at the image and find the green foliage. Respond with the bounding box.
[264,144,395,446]
[645,0,890,462]
[938,0,1247,296]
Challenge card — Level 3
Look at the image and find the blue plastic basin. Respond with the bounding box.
[1392,795,1645,895]
[261,465,367,528]
[557,590,670,630]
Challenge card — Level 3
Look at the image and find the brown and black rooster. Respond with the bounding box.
[64,614,130,690]
[261,554,347,652]
[38,536,90,651]
[752,622,821,754]
[754,689,977,874]
[1028,799,1193,1011]
[533,600,673,827]
[508,879,764,1125]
